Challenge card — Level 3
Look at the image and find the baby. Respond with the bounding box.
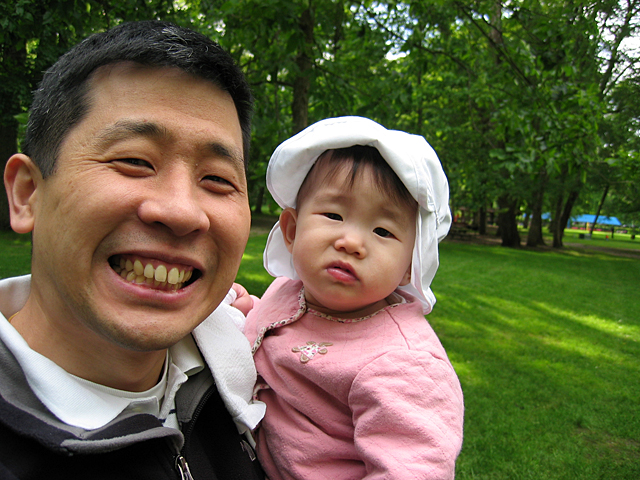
[239,116,463,479]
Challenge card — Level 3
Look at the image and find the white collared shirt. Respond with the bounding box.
[0,310,204,430]
[0,274,265,434]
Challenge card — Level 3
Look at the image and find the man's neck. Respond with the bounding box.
[11,299,167,392]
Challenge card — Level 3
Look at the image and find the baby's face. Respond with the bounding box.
[286,163,416,318]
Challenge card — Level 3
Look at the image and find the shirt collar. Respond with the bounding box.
[0,307,204,430]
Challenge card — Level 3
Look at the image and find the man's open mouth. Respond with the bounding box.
[109,255,199,291]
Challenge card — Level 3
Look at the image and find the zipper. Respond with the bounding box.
[175,454,195,480]
[173,386,215,479]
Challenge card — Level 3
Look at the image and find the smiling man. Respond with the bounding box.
[0,21,264,479]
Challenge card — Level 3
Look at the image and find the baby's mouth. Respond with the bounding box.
[109,255,199,291]
[327,261,357,280]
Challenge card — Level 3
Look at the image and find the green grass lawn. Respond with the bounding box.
[0,231,32,278]
[545,227,640,251]
[431,242,640,479]
[1,229,639,478]
[237,235,640,479]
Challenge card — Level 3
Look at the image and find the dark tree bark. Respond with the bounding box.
[526,170,548,247]
[552,189,580,248]
[589,184,609,237]
[0,116,18,231]
[292,7,314,135]
[498,194,521,247]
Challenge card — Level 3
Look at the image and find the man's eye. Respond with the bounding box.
[203,175,235,191]
[202,175,238,193]
[119,158,152,167]
[323,213,342,221]
[374,227,394,238]
[204,175,233,186]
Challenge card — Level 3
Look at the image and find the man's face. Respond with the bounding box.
[30,63,250,352]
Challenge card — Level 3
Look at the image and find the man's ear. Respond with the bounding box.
[4,154,41,234]
[279,207,299,254]
[399,264,412,287]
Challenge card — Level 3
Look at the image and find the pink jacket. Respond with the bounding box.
[245,278,464,480]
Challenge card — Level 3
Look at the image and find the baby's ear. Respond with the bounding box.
[279,207,299,253]
[399,264,412,286]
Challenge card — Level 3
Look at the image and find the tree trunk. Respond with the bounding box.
[498,195,521,247]
[552,189,579,248]
[589,184,609,237]
[253,185,265,214]
[292,7,314,135]
[526,170,547,247]
[477,206,487,235]
[0,30,23,232]
[526,208,545,247]
[0,119,18,231]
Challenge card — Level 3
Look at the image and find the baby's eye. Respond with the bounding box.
[323,213,342,221]
[374,227,394,238]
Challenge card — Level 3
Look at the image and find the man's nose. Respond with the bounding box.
[137,171,210,236]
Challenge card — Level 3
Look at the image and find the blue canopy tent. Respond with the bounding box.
[570,214,621,226]
[541,213,622,229]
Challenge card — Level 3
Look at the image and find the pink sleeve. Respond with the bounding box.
[349,350,464,480]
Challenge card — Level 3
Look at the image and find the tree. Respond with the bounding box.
[381,0,637,248]
[198,0,398,210]
[0,0,178,230]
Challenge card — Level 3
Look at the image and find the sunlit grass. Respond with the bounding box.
[0,231,32,278]
[235,233,272,295]
[239,238,640,479]
[523,227,640,251]
[429,242,640,479]
[1,228,638,478]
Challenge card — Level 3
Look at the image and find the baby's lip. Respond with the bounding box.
[327,261,358,281]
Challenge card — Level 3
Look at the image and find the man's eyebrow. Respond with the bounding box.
[204,141,244,169]
[97,120,168,145]
[96,119,245,167]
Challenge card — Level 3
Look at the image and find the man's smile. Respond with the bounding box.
[109,255,199,291]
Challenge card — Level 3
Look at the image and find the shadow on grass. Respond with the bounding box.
[236,236,640,478]
[428,243,640,479]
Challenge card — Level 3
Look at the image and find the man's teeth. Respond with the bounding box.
[112,258,193,290]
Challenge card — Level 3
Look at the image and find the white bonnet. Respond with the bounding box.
[263,116,451,314]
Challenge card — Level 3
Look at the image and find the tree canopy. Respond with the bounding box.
[2,0,639,246]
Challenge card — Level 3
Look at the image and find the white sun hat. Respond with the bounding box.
[263,116,451,314]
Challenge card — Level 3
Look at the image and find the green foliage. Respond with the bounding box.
[2,0,638,235]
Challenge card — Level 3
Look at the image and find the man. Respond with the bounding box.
[1,21,265,479]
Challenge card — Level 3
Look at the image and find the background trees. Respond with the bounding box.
[2,0,638,245]
[0,0,178,229]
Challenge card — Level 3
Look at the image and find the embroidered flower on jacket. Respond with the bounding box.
[292,341,333,363]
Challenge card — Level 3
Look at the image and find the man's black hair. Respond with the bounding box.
[23,20,253,177]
